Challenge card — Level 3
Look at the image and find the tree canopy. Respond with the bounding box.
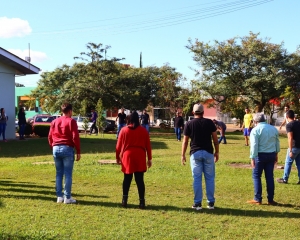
[187,32,296,113]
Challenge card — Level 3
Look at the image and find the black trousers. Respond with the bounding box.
[90,122,98,134]
[123,172,145,200]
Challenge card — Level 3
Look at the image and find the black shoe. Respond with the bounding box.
[139,199,145,209]
[122,195,128,208]
[192,202,202,210]
[277,178,288,184]
[207,202,215,210]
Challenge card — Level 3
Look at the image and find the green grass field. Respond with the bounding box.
[0,131,299,239]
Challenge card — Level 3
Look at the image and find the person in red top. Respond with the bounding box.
[48,103,81,204]
[116,111,152,209]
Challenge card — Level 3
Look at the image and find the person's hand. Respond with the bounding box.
[279,126,282,130]
[116,158,121,165]
[289,151,293,158]
[214,153,219,163]
[181,155,186,165]
[76,154,81,161]
[251,159,255,168]
[147,160,152,168]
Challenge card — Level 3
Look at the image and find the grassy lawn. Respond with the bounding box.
[0,131,299,239]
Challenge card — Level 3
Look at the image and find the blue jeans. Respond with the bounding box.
[141,124,149,134]
[190,150,215,204]
[174,127,181,140]
[53,145,75,199]
[19,124,26,138]
[252,152,276,202]
[0,123,6,140]
[117,123,126,138]
[218,128,227,144]
[282,148,300,181]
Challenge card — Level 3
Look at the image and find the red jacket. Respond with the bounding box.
[48,116,80,154]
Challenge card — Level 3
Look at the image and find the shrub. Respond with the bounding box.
[33,125,50,137]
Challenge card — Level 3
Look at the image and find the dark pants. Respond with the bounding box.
[252,152,276,202]
[123,172,145,200]
[90,122,98,134]
[19,124,26,138]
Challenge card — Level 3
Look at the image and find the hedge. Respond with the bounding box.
[33,125,50,137]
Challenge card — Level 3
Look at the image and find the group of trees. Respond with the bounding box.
[30,43,184,116]
[187,32,300,123]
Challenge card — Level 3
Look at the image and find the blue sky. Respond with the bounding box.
[1,0,299,87]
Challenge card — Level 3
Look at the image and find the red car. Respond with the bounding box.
[32,114,55,132]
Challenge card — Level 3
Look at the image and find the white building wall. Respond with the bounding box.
[0,62,16,140]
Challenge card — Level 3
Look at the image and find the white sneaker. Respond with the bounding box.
[64,197,76,204]
[57,197,64,203]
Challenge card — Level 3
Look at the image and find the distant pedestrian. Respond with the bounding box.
[0,108,8,142]
[247,113,280,205]
[116,111,152,209]
[182,103,219,210]
[213,119,227,144]
[279,105,290,130]
[174,112,184,141]
[277,110,300,184]
[48,103,81,204]
[241,107,253,146]
[18,107,26,140]
[89,109,98,135]
[116,108,126,139]
[140,109,150,134]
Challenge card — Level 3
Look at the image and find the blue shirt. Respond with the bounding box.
[249,122,280,159]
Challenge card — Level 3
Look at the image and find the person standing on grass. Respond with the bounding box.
[277,110,300,184]
[213,119,227,144]
[116,111,152,209]
[140,109,150,134]
[241,107,253,146]
[116,108,126,139]
[18,107,26,140]
[181,103,219,210]
[279,105,290,130]
[89,109,98,135]
[0,108,8,142]
[174,112,184,141]
[247,113,280,205]
[48,103,81,204]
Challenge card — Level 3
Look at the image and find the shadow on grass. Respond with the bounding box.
[0,138,168,158]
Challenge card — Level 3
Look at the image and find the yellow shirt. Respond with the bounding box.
[244,113,253,128]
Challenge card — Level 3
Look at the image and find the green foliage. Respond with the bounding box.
[96,99,106,133]
[187,32,291,112]
[33,125,50,137]
[82,117,89,132]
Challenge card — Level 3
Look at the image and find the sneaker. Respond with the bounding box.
[247,199,262,205]
[277,178,288,184]
[64,197,76,204]
[57,197,64,203]
[207,202,215,210]
[192,203,202,210]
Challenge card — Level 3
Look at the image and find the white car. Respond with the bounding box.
[72,116,93,132]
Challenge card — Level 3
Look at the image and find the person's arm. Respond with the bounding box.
[279,120,286,130]
[211,131,219,162]
[287,132,293,158]
[145,131,152,168]
[48,123,53,149]
[249,131,258,168]
[71,120,81,161]
[116,129,124,164]
[181,135,189,165]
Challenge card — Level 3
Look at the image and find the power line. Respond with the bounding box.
[29,0,273,38]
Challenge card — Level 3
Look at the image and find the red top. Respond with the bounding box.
[116,125,152,174]
[48,116,81,154]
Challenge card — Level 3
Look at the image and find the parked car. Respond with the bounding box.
[15,118,18,130]
[104,119,116,132]
[72,116,93,132]
[32,114,55,135]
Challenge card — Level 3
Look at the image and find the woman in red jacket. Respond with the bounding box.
[116,111,152,209]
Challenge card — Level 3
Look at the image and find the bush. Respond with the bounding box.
[33,125,50,137]
[17,123,33,136]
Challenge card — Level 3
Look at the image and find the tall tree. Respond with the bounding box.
[187,32,290,112]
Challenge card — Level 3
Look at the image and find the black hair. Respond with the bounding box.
[18,107,25,114]
[0,108,4,115]
[128,111,140,129]
[61,103,72,114]
[286,110,294,119]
